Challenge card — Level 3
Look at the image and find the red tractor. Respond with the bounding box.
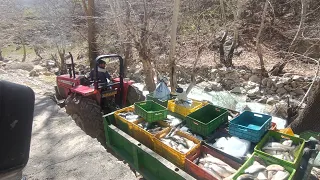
[55,53,144,143]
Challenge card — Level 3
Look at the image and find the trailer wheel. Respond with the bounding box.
[65,94,106,146]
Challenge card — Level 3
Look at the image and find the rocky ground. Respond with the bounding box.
[0,69,136,180]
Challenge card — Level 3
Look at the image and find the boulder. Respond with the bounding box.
[275,81,284,88]
[249,75,260,83]
[276,88,287,95]
[244,81,259,91]
[211,82,223,91]
[42,71,52,76]
[261,78,269,86]
[266,97,279,105]
[242,74,250,80]
[294,88,305,95]
[256,97,267,104]
[204,85,212,92]
[231,87,246,94]
[291,81,297,88]
[272,101,288,118]
[247,87,260,96]
[292,75,304,81]
[266,79,274,88]
[290,92,297,96]
[7,62,34,72]
[215,77,222,83]
[284,85,291,91]
[29,70,39,77]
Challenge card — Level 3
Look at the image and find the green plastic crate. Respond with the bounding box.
[186,104,228,137]
[146,93,173,107]
[134,100,168,123]
[233,153,296,180]
[300,130,320,141]
[254,130,305,169]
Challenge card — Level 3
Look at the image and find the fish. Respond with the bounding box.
[262,142,295,152]
[204,167,223,180]
[266,164,285,171]
[160,132,195,153]
[282,140,293,147]
[264,150,278,155]
[238,160,289,180]
[236,174,257,180]
[268,171,277,180]
[119,112,140,121]
[244,164,266,174]
[163,115,183,126]
[271,171,289,180]
[256,171,268,180]
[209,164,232,178]
[199,154,237,179]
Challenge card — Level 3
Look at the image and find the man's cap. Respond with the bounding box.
[97,59,106,65]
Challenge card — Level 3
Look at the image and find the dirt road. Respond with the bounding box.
[0,70,135,180]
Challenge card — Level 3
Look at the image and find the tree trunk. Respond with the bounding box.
[219,31,228,65]
[20,38,26,62]
[136,0,156,92]
[169,0,181,92]
[225,31,237,68]
[82,0,98,69]
[256,0,269,77]
[219,0,228,66]
[186,45,205,95]
[0,49,3,61]
[123,0,132,77]
[290,82,320,134]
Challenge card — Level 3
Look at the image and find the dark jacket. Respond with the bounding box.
[89,68,111,83]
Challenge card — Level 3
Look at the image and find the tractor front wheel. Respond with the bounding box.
[65,94,106,145]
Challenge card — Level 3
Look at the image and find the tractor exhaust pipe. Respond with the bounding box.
[69,52,76,79]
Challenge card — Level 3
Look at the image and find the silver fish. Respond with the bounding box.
[236,174,257,180]
[262,142,295,152]
[266,164,285,171]
[244,164,266,174]
[282,140,293,147]
[204,167,223,180]
[209,164,232,178]
[271,171,289,180]
[256,171,268,180]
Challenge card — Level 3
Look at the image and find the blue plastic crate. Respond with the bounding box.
[229,111,271,143]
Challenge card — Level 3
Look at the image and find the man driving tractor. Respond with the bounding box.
[89,59,111,83]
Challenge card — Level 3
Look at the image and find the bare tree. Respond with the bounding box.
[168,0,181,92]
[256,0,269,77]
[82,0,98,68]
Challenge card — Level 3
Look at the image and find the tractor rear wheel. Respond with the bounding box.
[65,94,106,145]
[126,85,145,106]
